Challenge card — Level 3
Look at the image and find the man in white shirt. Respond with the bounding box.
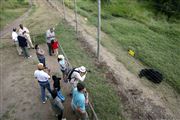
[46,28,55,56]
[19,24,34,48]
[34,63,52,103]
[12,28,22,55]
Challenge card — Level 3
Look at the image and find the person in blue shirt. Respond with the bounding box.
[71,83,89,120]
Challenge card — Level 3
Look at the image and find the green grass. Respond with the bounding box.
[64,0,180,92]
[35,21,123,120]
[0,0,29,29]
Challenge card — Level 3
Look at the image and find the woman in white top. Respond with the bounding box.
[12,28,22,55]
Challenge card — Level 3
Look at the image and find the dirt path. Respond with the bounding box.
[48,0,180,119]
[1,0,180,120]
[0,0,75,120]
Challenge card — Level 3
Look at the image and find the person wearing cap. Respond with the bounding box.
[19,24,34,49]
[71,83,89,120]
[34,63,52,103]
[69,66,87,92]
[57,55,68,81]
[46,28,55,56]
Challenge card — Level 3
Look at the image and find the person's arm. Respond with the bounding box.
[24,27,29,34]
[75,72,87,82]
[37,49,44,55]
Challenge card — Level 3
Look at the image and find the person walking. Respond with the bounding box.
[71,83,89,120]
[46,28,55,56]
[34,63,52,103]
[57,55,69,81]
[19,24,34,48]
[17,33,31,58]
[12,28,22,55]
[35,44,46,67]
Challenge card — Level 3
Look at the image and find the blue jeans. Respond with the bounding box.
[39,81,52,102]
[38,58,46,67]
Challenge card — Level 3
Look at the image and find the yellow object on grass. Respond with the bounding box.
[128,50,135,56]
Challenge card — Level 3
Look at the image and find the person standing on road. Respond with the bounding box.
[71,82,89,120]
[17,33,31,58]
[69,66,87,89]
[34,63,52,104]
[57,55,69,81]
[35,44,46,68]
[19,24,34,48]
[46,28,55,56]
[12,28,22,55]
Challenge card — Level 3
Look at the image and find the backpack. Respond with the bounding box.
[67,68,80,82]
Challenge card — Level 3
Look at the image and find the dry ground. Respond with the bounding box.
[0,0,180,120]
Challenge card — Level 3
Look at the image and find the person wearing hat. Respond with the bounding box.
[69,66,87,93]
[57,55,69,81]
[34,63,52,103]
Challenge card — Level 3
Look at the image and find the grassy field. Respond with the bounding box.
[64,0,180,92]
[32,21,124,120]
[0,0,29,29]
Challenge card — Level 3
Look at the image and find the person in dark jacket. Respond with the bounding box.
[17,33,31,58]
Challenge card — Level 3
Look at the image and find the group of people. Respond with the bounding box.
[34,58,89,120]
[12,24,34,58]
[12,25,89,120]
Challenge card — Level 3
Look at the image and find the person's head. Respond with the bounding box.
[13,28,16,32]
[37,63,44,70]
[35,44,39,49]
[77,82,85,92]
[19,24,23,29]
[50,28,54,33]
[57,55,64,61]
[78,66,86,74]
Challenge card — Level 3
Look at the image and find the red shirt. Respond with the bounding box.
[52,41,59,49]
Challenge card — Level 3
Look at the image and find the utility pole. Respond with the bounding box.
[62,0,66,20]
[97,0,101,60]
[74,0,78,39]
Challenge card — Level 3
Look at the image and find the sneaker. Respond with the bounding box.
[42,101,46,104]
[62,118,66,120]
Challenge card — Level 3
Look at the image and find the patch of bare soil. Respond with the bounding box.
[0,0,76,120]
[48,0,180,119]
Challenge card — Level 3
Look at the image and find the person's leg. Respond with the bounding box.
[21,47,26,57]
[57,110,63,120]
[39,83,46,102]
[39,58,46,67]
[24,47,30,58]
[47,43,52,56]
[45,82,52,95]
[26,34,34,48]
[81,111,89,120]
[15,42,22,55]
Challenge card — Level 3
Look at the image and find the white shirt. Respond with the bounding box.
[70,68,86,87]
[46,29,55,43]
[34,70,50,82]
[12,31,18,42]
[19,27,30,35]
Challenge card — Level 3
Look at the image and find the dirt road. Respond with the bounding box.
[0,0,180,120]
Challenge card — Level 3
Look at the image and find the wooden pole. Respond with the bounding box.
[74,0,78,39]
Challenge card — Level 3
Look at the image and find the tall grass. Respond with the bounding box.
[64,0,180,92]
[55,22,123,120]
[0,0,29,29]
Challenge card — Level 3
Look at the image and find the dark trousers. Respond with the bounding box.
[58,110,63,120]
[21,47,29,58]
[38,58,46,67]
[47,43,52,56]
[39,81,52,102]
